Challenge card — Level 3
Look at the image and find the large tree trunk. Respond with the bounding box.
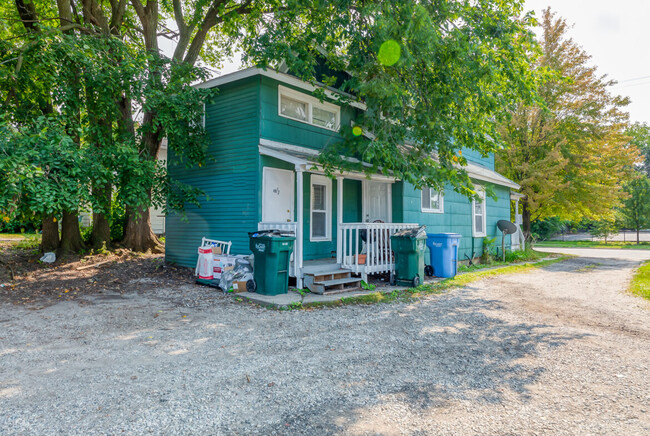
[90,186,111,249]
[522,201,532,243]
[58,211,84,255]
[122,205,163,253]
[41,214,59,252]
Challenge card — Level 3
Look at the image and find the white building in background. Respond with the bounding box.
[79,140,167,236]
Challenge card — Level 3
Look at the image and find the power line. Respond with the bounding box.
[613,80,650,89]
[616,74,650,84]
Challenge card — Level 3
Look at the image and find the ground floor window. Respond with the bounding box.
[421,187,444,213]
[310,175,331,241]
[472,188,486,237]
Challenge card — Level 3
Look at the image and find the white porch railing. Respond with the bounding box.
[257,222,298,277]
[338,222,419,279]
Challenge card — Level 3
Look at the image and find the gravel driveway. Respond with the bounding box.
[1,248,649,435]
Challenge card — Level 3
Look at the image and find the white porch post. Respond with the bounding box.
[295,166,305,288]
[336,176,344,264]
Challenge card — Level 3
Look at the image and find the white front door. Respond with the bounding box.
[363,180,391,223]
[262,167,295,222]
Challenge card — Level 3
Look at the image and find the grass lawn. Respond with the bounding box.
[630,261,650,301]
[457,248,547,273]
[0,233,30,240]
[535,240,650,250]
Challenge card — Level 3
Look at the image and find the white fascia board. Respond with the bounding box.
[259,145,309,167]
[258,139,395,182]
[465,162,520,190]
[195,67,367,110]
[510,191,526,200]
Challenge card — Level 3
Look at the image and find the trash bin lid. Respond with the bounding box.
[393,225,427,238]
[249,230,296,238]
[427,232,462,238]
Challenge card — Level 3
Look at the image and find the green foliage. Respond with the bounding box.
[505,248,544,263]
[360,281,376,291]
[0,214,40,234]
[629,261,650,301]
[535,240,650,250]
[15,234,41,251]
[530,217,570,241]
[80,225,93,244]
[590,219,619,243]
[627,123,650,177]
[619,175,650,241]
[245,0,538,197]
[496,9,637,228]
[481,237,497,264]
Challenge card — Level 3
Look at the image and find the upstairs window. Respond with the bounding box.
[278,85,340,131]
[421,187,444,213]
[280,95,307,122]
[472,188,487,237]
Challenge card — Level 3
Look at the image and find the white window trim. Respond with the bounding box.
[472,187,487,237]
[278,85,340,132]
[421,187,444,214]
[310,174,332,241]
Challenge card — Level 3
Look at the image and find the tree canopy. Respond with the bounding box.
[496,8,639,238]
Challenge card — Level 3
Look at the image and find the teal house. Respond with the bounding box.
[165,67,524,287]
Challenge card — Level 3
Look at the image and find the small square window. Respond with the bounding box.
[421,187,443,213]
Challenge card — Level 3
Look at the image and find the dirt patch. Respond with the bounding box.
[0,241,195,307]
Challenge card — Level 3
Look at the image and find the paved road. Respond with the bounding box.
[550,230,650,242]
[1,248,649,435]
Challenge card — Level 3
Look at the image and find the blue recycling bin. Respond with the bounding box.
[426,233,462,278]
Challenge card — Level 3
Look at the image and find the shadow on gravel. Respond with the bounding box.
[262,294,590,435]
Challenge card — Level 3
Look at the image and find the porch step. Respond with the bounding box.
[303,269,363,294]
[312,277,363,295]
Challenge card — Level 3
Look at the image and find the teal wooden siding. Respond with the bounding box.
[399,181,511,262]
[342,179,362,223]
[461,147,495,171]
[165,77,261,267]
[258,76,354,151]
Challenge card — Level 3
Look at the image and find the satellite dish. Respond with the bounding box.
[497,220,518,262]
[497,220,518,235]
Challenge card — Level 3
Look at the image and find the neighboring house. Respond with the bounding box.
[165,67,523,287]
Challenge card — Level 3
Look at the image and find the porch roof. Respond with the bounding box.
[258,139,396,182]
[259,138,520,189]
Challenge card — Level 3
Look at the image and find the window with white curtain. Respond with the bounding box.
[472,188,487,237]
[421,187,444,213]
[310,175,331,241]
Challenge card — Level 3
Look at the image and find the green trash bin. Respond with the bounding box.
[249,231,295,296]
[390,226,427,287]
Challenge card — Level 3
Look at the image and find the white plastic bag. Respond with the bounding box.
[40,252,56,263]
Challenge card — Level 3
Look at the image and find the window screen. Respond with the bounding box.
[312,107,336,129]
[280,96,307,121]
[312,184,328,238]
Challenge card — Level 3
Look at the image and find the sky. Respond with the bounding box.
[524,0,650,124]
[162,1,650,125]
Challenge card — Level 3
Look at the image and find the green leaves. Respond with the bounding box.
[242,0,537,195]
